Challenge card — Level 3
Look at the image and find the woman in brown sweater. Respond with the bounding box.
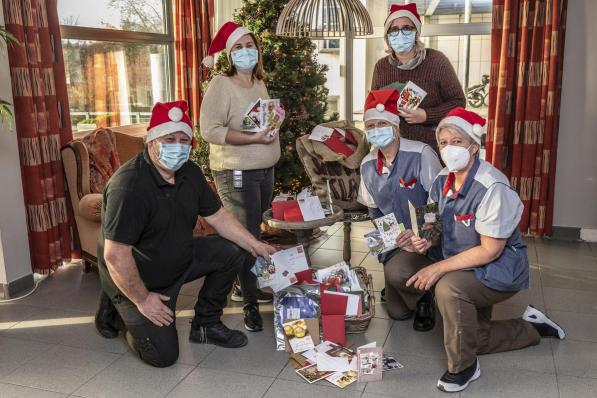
[371,4,466,153]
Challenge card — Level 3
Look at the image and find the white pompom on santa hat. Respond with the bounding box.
[202,21,252,68]
[436,107,486,144]
[146,100,194,142]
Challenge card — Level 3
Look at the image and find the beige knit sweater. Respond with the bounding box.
[199,75,281,171]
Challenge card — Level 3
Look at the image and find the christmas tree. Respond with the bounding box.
[193,0,337,193]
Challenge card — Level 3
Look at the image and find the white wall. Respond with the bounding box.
[554,0,597,230]
[0,5,32,287]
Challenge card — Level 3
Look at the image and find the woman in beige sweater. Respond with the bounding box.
[200,22,280,333]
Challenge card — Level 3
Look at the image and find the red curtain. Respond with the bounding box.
[173,0,214,127]
[486,0,568,237]
[2,0,73,273]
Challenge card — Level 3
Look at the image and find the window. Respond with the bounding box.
[58,0,174,132]
[311,0,492,127]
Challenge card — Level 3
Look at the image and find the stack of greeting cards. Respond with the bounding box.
[293,341,403,388]
[241,98,285,133]
[397,81,427,110]
[364,213,405,255]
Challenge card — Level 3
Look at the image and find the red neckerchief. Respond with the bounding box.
[442,172,459,199]
[400,177,417,187]
[376,150,384,175]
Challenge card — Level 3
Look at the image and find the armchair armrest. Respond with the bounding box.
[78,193,102,222]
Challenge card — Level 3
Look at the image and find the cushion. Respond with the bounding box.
[81,128,121,193]
[78,194,102,222]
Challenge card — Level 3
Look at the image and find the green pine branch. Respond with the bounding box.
[1,26,18,129]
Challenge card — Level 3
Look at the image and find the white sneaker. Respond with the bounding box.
[437,359,481,393]
[523,305,565,339]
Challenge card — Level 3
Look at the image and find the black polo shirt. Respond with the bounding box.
[97,148,221,296]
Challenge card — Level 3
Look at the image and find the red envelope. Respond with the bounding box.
[323,130,354,157]
[284,207,304,222]
[345,130,358,146]
[322,315,346,345]
[272,200,299,220]
[294,269,314,284]
[321,290,349,315]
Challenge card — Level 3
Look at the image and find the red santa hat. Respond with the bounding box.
[363,89,401,126]
[436,107,486,144]
[384,3,422,33]
[146,101,193,142]
[202,21,252,68]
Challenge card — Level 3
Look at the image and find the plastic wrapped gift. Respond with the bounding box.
[274,284,321,351]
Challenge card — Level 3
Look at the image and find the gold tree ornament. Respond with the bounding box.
[275,0,373,38]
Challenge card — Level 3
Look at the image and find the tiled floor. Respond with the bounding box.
[1,222,597,398]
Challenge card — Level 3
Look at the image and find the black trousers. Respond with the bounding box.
[212,168,274,304]
[109,236,246,367]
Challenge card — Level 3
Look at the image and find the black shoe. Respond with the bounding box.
[189,321,248,348]
[94,292,123,339]
[230,283,273,304]
[244,303,264,332]
[256,289,273,304]
[437,358,481,393]
[523,305,565,339]
[380,288,386,303]
[413,291,435,332]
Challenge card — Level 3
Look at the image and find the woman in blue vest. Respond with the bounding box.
[358,89,442,331]
[407,108,565,393]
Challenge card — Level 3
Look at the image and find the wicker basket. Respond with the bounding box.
[345,266,375,334]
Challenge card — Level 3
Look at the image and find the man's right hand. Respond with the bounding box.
[137,293,174,327]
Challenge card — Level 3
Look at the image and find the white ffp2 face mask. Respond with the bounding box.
[440,145,471,172]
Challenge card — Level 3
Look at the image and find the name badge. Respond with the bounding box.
[233,170,243,188]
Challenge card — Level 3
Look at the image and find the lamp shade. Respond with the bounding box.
[275,0,373,38]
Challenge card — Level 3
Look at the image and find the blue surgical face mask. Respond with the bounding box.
[231,47,259,71]
[158,143,191,171]
[388,30,416,54]
[366,126,395,148]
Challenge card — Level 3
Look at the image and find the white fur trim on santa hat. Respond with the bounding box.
[226,26,251,54]
[364,108,400,126]
[146,121,193,142]
[384,10,422,33]
[437,116,484,144]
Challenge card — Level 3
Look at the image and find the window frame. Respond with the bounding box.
[59,0,175,128]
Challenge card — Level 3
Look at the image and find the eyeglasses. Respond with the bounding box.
[387,26,417,35]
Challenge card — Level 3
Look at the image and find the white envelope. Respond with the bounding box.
[316,352,352,372]
[298,196,326,222]
[309,125,334,142]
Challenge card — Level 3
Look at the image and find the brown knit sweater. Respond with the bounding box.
[371,48,466,154]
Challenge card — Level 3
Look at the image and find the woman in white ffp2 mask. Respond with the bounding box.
[406,107,564,393]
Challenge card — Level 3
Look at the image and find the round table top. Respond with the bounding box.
[263,205,344,230]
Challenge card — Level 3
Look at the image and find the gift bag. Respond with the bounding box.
[296,121,369,211]
[274,284,321,351]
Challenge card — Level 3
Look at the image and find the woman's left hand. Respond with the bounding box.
[399,108,427,124]
[406,263,445,291]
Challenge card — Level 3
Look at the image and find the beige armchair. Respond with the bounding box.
[62,128,145,272]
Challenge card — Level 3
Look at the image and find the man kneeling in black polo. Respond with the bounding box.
[94,101,276,367]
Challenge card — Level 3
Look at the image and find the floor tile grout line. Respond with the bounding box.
[68,351,126,397]
[161,362,200,398]
[0,379,78,396]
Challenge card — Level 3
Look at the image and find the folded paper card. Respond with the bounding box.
[272,200,299,220]
[357,346,383,382]
[297,196,326,221]
[322,314,345,345]
[283,319,315,353]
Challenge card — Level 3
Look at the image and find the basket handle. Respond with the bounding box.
[367,273,376,317]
